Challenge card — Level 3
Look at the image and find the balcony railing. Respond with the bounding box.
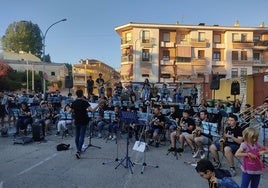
[121,38,133,45]
[191,58,206,66]
[253,59,268,66]
[253,40,268,50]
[232,41,254,49]
[160,59,174,65]
[160,41,175,47]
[121,55,133,63]
[190,38,208,48]
[212,43,225,48]
[212,60,225,66]
[141,39,152,48]
[232,60,253,66]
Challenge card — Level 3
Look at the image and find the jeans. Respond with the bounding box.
[75,124,87,153]
[16,117,32,134]
[241,172,261,188]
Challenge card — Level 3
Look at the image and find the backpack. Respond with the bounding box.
[56,143,70,151]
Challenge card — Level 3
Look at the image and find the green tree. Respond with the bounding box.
[1,21,43,58]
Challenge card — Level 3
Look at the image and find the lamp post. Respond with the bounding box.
[41,18,67,95]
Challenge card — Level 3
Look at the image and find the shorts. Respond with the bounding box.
[214,140,240,154]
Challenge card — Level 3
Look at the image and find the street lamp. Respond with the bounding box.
[41,18,67,95]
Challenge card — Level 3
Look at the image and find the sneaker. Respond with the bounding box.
[168,147,176,152]
[193,150,199,158]
[213,162,221,169]
[155,142,160,148]
[55,131,60,136]
[148,139,154,146]
[75,152,81,159]
[112,135,117,141]
[200,151,206,159]
[230,167,237,177]
[177,147,184,153]
[97,133,102,138]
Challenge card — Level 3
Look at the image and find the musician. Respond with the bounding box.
[141,78,151,102]
[148,105,165,147]
[195,159,239,188]
[168,110,195,152]
[70,89,99,159]
[185,110,212,159]
[108,105,121,140]
[87,76,94,96]
[198,99,208,111]
[96,73,105,96]
[65,93,74,105]
[259,99,268,147]
[38,101,52,136]
[55,104,73,136]
[15,101,32,136]
[232,99,241,113]
[165,106,179,132]
[209,114,243,177]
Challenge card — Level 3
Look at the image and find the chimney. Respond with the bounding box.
[234,20,240,27]
[260,22,265,28]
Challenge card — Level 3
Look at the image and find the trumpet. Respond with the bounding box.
[176,126,182,137]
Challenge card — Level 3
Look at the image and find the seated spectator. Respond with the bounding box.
[168,110,195,153]
[15,102,32,135]
[56,104,73,136]
[195,159,239,188]
[209,114,243,177]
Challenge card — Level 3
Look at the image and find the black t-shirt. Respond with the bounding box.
[180,117,195,134]
[71,98,90,125]
[166,112,179,122]
[225,125,242,145]
[152,113,165,129]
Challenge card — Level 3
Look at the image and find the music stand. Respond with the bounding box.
[115,111,136,174]
[84,112,101,151]
[133,105,159,174]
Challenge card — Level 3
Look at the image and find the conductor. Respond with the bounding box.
[71,89,99,159]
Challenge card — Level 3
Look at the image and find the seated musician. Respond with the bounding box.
[209,113,243,177]
[39,101,53,136]
[15,102,32,135]
[185,110,212,159]
[148,105,165,147]
[165,106,179,132]
[108,105,121,140]
[168,110,195,153]
[55,104,73,136]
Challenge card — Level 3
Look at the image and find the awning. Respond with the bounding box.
[121,64,133,76]
[177,46,191,57]
[140,64,152,76]
[176,64,193,75]
[212,66,226,75]
[194,66,208,73]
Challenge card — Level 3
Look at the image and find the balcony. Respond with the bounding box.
[253,59,268,67]
[191,58,206,66]
[121,55,133,63]
[160,59,174,65]
[160,41,175,48]
[232,41,254,49]
[141,39,153,48]
[212,60,225,66]
[121,38,133,49]
[232,60,253,66]
[190,39,208,48]
[253,40,268,50]
[212,43,225,48]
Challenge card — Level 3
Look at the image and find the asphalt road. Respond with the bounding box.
[0,127,268,188]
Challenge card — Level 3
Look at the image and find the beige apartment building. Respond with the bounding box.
[115,22,268,84]
[72,59,120,95]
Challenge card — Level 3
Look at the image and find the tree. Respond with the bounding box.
[0,61,13,77]
[1,21,43,58]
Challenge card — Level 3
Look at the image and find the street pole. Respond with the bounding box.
[32,64,35,91]
[26,60,29,94]
[42,18,67,96]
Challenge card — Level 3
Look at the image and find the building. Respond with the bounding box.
[0,51,68,91]
[72,59,120,95]
[115,21,268,102]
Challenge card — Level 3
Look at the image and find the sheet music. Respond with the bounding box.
[133,141,146,152]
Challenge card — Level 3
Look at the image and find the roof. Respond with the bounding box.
[0,51,41,62]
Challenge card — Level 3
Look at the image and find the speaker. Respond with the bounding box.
[210,75,220,90]
[231,80,240,95]
[32,123,44,141]
[65,76,73,88]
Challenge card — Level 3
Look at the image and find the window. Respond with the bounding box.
[125,32,132,42]
[176,57,191,62]
[232,51,238,60]
[213,34,221,43]
[241,33,247,42]
[142,49,150,61]
[163,33,170,42]
[51,72,55,76]
[142,31,150,43]
[163,50,170,60]
[198,32,205,42]
[213,51,221,61]
[253,36,261,43]
[232,33,240,42]
[241,68,247,76]
[253,52,260,60]
[198,50,205,58]
[231,68,238,78]
[241,51,247,60]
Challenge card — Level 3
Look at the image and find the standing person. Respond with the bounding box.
[141,78,151,102]
[195,159,239,188]
[235,127,268,188]
[96,73,105,96]
[70,89,99,159]
[87,76,94,97]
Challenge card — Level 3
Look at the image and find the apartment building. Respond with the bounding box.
[72,59,120,95]
[115,22,268,84]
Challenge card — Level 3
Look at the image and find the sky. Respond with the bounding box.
[1,0,268,69]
